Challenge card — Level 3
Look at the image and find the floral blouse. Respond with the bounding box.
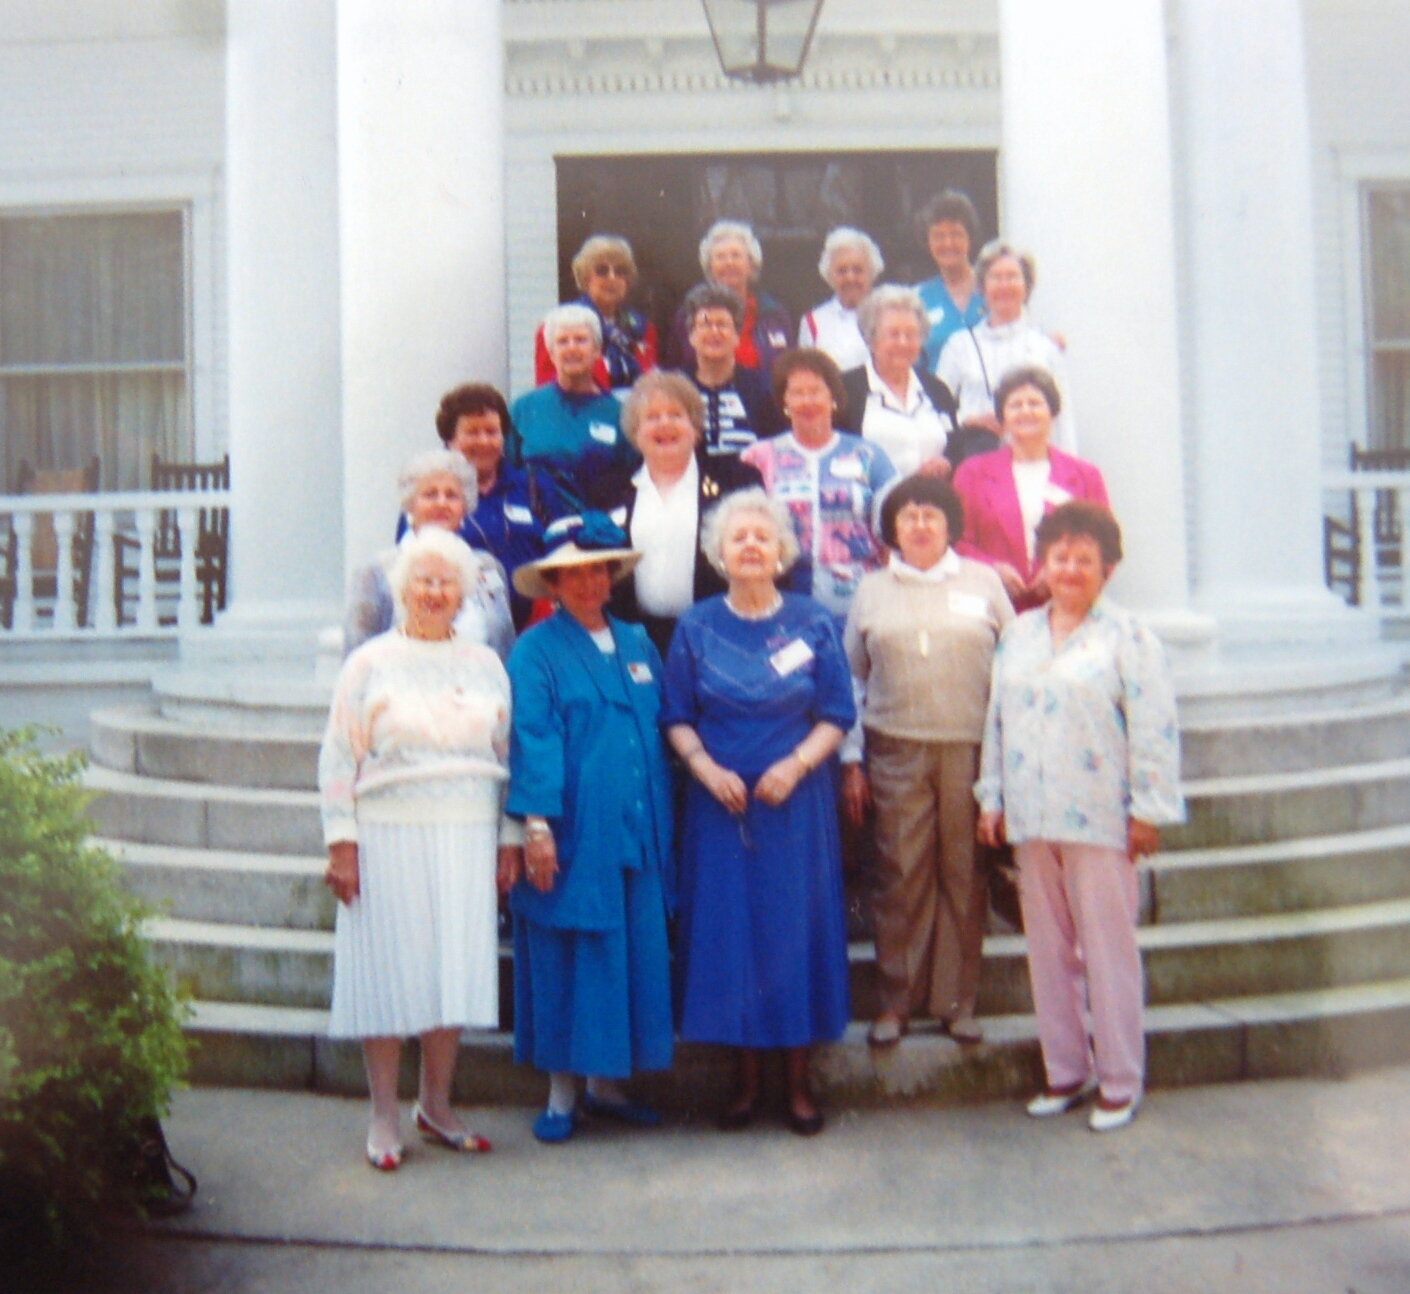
[975,597,1184,850]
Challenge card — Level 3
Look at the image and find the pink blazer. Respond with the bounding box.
[952,446,1109,608]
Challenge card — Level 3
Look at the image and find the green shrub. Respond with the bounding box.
[0,728,189,1262]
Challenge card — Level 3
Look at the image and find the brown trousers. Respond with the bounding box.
[866,733,986,1021]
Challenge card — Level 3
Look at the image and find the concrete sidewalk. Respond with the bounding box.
[71,1067,1410,1293]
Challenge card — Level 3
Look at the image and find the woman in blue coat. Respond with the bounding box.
[504,515,675,1144]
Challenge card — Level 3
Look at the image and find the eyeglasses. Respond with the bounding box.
[408,575,459,592]
[894,507,947,528]
[592,263,631,279]
[692,316,737,334]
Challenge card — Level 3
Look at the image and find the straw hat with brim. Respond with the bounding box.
[514,540,641,600]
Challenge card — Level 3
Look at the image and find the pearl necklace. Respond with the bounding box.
[725,593,782,621]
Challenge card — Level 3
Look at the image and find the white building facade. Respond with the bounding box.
[2,0,1409,721]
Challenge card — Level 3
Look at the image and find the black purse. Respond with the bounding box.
[129,1115,197,1217]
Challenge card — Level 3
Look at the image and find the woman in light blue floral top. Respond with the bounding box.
[976,501,1183,1134]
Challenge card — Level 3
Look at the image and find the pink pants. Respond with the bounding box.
[1015,840,1144,1104]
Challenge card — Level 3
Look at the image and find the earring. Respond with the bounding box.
[775,560,784,574]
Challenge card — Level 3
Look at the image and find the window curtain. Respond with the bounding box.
[0,212,188,491]
[1369,189,1410,451]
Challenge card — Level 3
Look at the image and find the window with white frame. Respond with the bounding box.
[1365,184,1410,451]
[0,209,191,492]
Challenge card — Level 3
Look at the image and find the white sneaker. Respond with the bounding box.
[1088,1094,1141,1132]
[1025,1078,1097,1118]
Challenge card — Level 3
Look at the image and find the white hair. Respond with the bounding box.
[387,527,481,614]
[698,220,764,280]
[543,302,603,350]
[397,449,477,513]
[701,487,801,579]
[857,284,930,347]
[818,226,884,284]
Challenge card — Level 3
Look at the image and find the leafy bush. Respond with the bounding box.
[0,728,189,1262]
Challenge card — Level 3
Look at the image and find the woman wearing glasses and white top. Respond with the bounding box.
[936,240,1076,453]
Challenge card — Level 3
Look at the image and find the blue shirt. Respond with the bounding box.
[916,273,986,373]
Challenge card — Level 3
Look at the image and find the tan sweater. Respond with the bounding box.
[844,555,1014,745]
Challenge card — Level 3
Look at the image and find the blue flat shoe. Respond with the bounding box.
[582,1092,662,1128]
[532,1109,577,1144]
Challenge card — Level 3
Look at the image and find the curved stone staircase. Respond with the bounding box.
[86,661,1410,1110]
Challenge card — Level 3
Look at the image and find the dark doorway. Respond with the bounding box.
[554,150,999,352]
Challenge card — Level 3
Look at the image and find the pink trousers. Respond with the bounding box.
[1015,840,1144,1104]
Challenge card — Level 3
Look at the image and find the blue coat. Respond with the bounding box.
[506,611,675,931]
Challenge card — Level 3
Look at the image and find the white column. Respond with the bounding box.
[217,0,345,663]
[997,0,1211,655]
[336,0,507,577]
[1173,0,1367,645]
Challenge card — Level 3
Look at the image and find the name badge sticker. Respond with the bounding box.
[589,421,618,445]
[948,590,990,618]
[1043,483,1074,508]
[766,330,789,348]
[830,454,864,480]
[627,661,654,684]
[770,637,815,676]
[503,502,534,525]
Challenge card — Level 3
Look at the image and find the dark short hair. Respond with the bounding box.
[684,282,744,332]
[879,474,965,550]
[771,347,848,420]
[993,364,1062,422]
[435,383,513,446]
[915,189,980,248]
[1034,501,1123,568]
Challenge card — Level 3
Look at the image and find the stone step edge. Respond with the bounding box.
[90,704,319,751]
[90,755,1410,811]
[1182,754,1410,798]
[101,821,1410,887]
[151,894,1410,962]
[99,838,322,876]
[84,764,317,807]
[1178,689,1410,736]
[184,977,1410,1104]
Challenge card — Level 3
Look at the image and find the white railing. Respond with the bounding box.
[0,488,229,639]
[1324,470,1410,616]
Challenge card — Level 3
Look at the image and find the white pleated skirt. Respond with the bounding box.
[328,819,499,1039]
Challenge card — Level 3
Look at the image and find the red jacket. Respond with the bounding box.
[952,445,1109,610]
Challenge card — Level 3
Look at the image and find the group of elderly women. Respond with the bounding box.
[317,195,1187,1172]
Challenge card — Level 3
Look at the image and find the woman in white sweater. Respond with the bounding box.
[842,475,1013,1047]
[320,528,519,1171]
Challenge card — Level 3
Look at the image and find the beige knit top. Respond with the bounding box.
[843,551,1014,746]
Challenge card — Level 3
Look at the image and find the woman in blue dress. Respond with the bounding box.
[504,515,675,1144]
[663,488,856,1136]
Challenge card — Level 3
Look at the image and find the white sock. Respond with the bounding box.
[547,1072,578,1116]
[586,1077,627,1106]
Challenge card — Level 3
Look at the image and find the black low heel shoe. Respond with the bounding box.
[715,1097,761,1131]
[785,1105,825,1137]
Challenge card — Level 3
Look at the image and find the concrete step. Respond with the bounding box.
[109,821,1410,936]
[1169,757,1410,850]
[84,765,322,855]
[150,895,1410,1028]
[183,977,1410,1109]
[104,839,332,930]
[1148,825,1410,922]
[152,667,331,738]
[146,918,515,1021]
[90,705,318,790]
[1178,693,1410,778]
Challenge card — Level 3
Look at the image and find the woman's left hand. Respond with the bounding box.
[1128,817,1160,860]
[523,832,560,893]
[755,755,806,807]
[496,845,523,895]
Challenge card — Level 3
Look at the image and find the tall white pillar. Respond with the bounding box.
[337,0,507,576]
[217,0,345,662]
[1173,0,1366,645]
[997,0,1210,654]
